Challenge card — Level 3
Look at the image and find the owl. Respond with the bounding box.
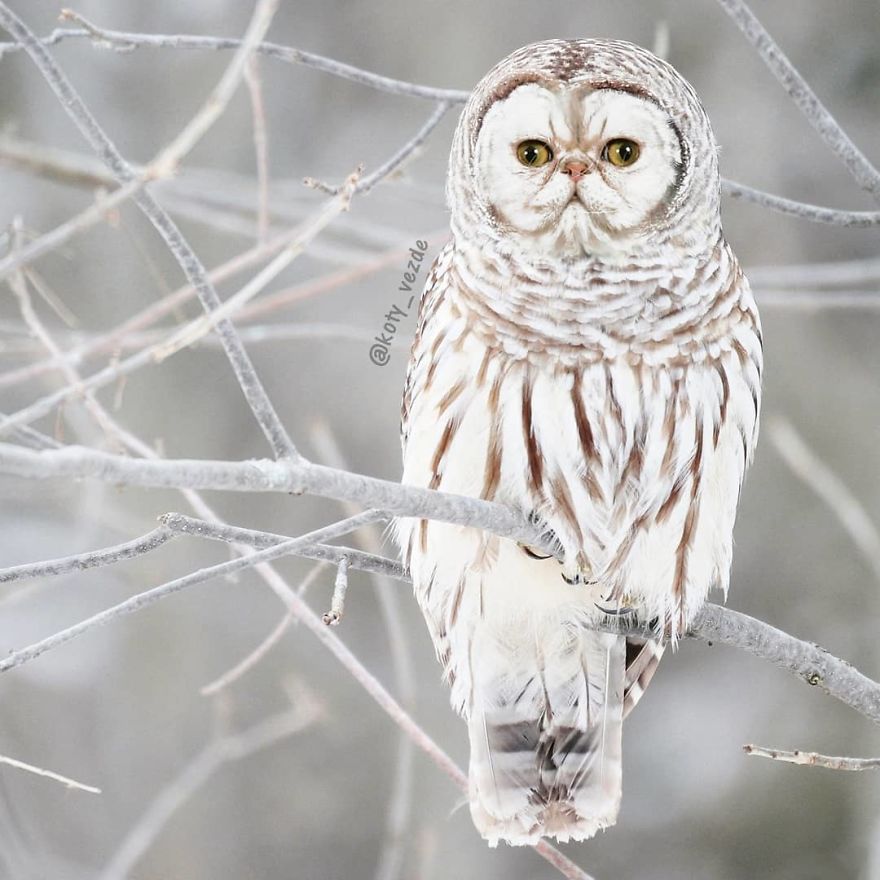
[397,39,762,846]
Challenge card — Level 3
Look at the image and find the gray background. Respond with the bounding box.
[1,1,879,878]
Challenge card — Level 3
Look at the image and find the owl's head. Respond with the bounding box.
[448,40,721,261]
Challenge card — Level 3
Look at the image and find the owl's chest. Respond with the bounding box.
[404,320,691,550]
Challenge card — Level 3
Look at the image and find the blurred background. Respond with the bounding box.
[0,1,879,878]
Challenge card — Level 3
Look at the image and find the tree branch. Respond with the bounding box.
[743,744,880,771]
[714,0,880,202]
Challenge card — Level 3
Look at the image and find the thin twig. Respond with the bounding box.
[715,0,880,202]
[322,556,349,625]
[723,179,880,227]
[0,753,101,794]
[199,562,326,696]
[743,744,880,771]
[307,102,450,196]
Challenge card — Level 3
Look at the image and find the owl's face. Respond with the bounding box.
[473,83,684,259]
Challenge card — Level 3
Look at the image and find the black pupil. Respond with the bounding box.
[617,143,633,162]
[524,145,540,164]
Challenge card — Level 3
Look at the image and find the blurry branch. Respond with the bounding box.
[0,179,145,282]
[199,563,325,696]
[4,506,880,728]
[244,56,271,242]
[98,701,319,880]
[0,0,303,462]
[743,744,880,771]
[769,418,880,585]
[715,0,880,203]
[0,753,101,794]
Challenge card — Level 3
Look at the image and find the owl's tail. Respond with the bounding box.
[466,628,627,847]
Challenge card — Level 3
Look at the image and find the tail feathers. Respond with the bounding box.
[467,632,625,846]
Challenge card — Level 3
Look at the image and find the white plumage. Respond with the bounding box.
[397,39,762,846]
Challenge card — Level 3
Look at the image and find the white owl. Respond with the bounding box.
[397,39,762,846]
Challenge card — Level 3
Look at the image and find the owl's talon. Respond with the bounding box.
[595,603,636,616]
[518,542,553,560]
[561,570,581,586]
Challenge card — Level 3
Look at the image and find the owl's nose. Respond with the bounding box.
[560,159,590,182]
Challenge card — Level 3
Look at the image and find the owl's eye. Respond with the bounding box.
[602,139,640,167]
[516,140,554,168]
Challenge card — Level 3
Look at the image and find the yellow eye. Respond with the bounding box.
[516,140,554,168]
[603,138,640,167]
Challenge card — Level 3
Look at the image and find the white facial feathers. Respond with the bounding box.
[474,84,684,258]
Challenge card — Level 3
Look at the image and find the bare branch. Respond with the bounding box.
[151,168,359,361]
[723,179,880,227]
[321,556,349,625]
[743,744,880,771]
[0,526,172,585]
[690,604,880,725]
[715,0,880,201]
[0,753,101,794]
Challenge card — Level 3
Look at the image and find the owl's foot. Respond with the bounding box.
[517,511,563,561]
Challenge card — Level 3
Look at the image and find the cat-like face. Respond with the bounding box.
[473,83,685,258]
